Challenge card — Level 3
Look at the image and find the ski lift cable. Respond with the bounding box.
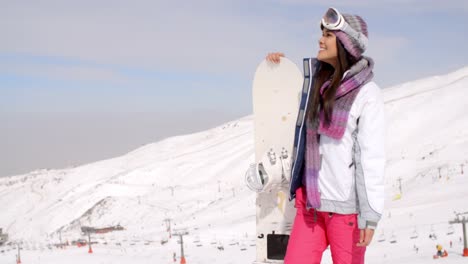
[385,220,451,230]
[454,211,468,217]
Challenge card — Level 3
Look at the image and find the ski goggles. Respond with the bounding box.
[321,7,368,51]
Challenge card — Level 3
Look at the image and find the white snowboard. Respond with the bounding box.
[252,57,303,263]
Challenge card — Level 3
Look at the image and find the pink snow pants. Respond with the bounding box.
[284,186,366,264]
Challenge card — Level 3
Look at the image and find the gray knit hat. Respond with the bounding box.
[332,14,369,59]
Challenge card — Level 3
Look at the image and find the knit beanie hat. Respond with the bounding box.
[330,14,368,59]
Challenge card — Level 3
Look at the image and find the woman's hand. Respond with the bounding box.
[266,52,285,64]
[356,228,375,247]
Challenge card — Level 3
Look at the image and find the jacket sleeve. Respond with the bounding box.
[355,84,386,230]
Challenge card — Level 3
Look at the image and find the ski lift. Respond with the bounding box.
[239,241,247,251]
[410,227,418,239]
[429,225,438,240]
[447,225,455,235]
[228,239,238,246]
[389,232,397,244]
[194,236,203,247]
[249,240,256,247]
[210,238,217,245]
[377,231,386,242]
[217,241,224,251]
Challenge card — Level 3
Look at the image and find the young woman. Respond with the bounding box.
[266,7,385,264]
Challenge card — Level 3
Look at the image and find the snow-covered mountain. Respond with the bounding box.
[0,117,256,239]
[1,66,468,263]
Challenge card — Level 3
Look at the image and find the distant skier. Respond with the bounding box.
[413,244,419,254]
[436,244,443,257]
[433,244,448,259]
[267,6,385,264]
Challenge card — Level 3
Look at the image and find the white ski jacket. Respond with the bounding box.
[289,58,386,229]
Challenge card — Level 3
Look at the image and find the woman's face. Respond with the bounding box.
[317,29,338,67]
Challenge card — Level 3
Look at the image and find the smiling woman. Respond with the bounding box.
[317,29,338,66]
[265,7,385,264]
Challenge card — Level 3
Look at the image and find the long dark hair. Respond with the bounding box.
[307,33,358,126]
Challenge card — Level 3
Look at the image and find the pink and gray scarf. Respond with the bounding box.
[304,57,374,209]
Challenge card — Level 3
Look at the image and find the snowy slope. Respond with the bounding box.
[1,67,468,263]
[368,66,468,263]
[0,119,256,245]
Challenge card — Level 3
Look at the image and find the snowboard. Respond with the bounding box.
[251,57,303,263]
[433,250,448,259]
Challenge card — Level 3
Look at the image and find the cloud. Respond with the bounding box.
[1,0,465,89]
[0,60,127,83]
[0,1,309,77]
[273,0,468,12]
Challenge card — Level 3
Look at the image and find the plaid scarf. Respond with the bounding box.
[304,57,374,209]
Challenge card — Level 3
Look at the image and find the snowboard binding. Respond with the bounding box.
[245,147,290,193]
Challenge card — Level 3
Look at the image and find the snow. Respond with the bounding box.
[1,67,468,263]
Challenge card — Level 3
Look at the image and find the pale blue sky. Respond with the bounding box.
[1,0,467,176]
